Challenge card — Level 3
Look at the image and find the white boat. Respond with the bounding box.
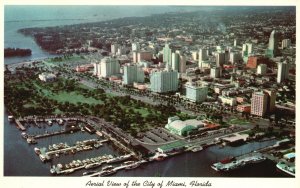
[34,147,41,155]
[8,115,14,122]
[125,161,140,170]
[85,163,101,169]
[276,161,295,177]
[83,170,97,176]
[47,120,53,125]
[191,146,203,152]
[100,169,116,177]
[102,165,114,171]
[106,154,132,164]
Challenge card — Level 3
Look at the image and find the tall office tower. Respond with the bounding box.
[225,50,229,64]
[281,39,291,49]
[229,52,240,64]
[132,51,138,63]
[132,42,140,51]
[216,52,225,67]
[150,69,179,93]
[179,53,186,73]
[234,39,239,47]
[163,43,172,67]
[111,43,119,54]
[171,52,179,71]
[185,82,208,103]
[251,91,268,117]
[242,43,253,56]
[266,30,280,58]
[277,61,289,83]
[257,64,267,75]
[192,51,198,61]
[100,57,120,78]
[123,64,145,85]
[137,51,152,62]
[210,67,220,78]
[198,48,208,68]
[263,89,276,113]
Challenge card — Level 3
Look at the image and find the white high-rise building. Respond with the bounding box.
[171,52,179,71]
[229,52,240,64]
[251,91,268,117]
[111,43,119,54]
[234,39,239,47]
[185,82,208,103]
[257,64,267,75]
[123,64,144,85]
[93,63,99,76]
[132,42,140,51]
[100,57,120,78]
[198,49,208,69]
[133,51,138,63]
[281,39,291,49]
[163,43,172,67]
[192,51,198,61]
[242,43,253,57]
[150,69,178,93]
[277,61,289,83]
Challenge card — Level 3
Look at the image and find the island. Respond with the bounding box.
[4,48,32,57]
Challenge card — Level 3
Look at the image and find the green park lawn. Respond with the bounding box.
[228,118,251,125]
[49,91,103,105]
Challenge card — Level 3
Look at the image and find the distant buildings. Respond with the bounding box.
[123,64,145,85]
[277,61,289,83]
[281,39,291,49]
[150,68,178,93]
[266,30,280,58]
[257,64,267,75]
[185,82,208,103]
[39,73,56,82]
[100,57,120,78]
[132,42,140,51]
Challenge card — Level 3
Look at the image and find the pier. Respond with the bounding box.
[15,120,26,131]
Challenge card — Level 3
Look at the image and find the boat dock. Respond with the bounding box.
[15,120,26,131]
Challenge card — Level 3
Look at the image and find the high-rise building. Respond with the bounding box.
[171,52,179,71]
[198,49,208,68]
[132,51,138,63]
[216,52,225,67]
[150,69,178,93]
[277,61,289,83]
[179,53,186,73]
[123,64,145,85]
[257,64,267,75]
[192,51,198,61]
[132,42,140,51]
[281,39,291,49]
[100,57,120,78]
[210,67,220,78]
[93,63,99,76]
[234,39,239,47]
[111,43,119,54]
[229,52,240,64]
[185,82,208,103]
[263,89,276,113]
[251,91,268,117]
[163,44,172,67]
[266,30,280,58]
[242,43,253,57]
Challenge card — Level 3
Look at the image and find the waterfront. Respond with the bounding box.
[4,110,287,177]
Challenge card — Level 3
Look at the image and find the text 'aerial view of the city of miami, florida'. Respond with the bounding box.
[3,5,296,179]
